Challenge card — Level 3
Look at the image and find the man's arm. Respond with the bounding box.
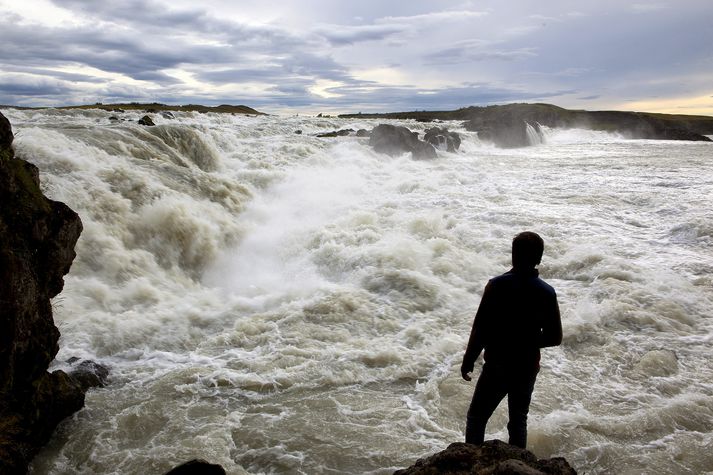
[539,290,562,348]
[461,281,493,381]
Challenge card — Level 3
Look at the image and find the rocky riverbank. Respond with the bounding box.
[0,112,88,473]
[340,103,713,147]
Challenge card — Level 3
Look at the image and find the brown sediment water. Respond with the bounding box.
[3,108,711,475]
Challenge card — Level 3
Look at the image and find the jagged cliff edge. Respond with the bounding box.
[0,111,86,474]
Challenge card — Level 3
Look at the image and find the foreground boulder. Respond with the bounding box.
[138,115,155,126]
[369,124,437,159]
[394,440,576,475]
[0,112,86,473]
[424,127,461,152]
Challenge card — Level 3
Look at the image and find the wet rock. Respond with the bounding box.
[67,359,110,391]
[161,111,175,119]
[165,459,227,475]
[316,128,354,137]
[356,128,370,137]
[0,113,13,149]
[138,115,155,126]
[424,127,461,152]
[294,130,303,134]
[369,124,437,160]
[394,440,577,475]
[472,119,530,148]
[109,116,120,121]
[0,112,86,473]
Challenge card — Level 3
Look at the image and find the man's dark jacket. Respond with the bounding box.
[461,267,562,375]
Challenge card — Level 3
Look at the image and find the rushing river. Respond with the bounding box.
[3,108,712,475]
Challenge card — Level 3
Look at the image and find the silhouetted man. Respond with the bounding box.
[461,231,562,448]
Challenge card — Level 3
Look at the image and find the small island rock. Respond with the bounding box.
[424,127,461,152]
[369,124,437,160]
[138,115,155,126]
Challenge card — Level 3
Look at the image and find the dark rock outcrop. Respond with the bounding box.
[0,112,85,474]
[165,459,227,475]
[66,359,110,392]
[369,124,437,159]
[138,115,155,126]
[316,128,354,138]
[394,441,576,475]
[340,103,713,148]
[356,128,370,137]
[0,113,13,148]
[424,127,461,152]
[465,104,713,147]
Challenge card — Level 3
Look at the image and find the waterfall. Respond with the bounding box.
[525,122,544,145]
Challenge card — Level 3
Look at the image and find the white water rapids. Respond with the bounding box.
[3,108,713,475]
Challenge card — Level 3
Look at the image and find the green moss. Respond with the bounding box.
[0,147,12,163]
[5,158,51,213]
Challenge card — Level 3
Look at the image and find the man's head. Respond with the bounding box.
[512,231,544,269]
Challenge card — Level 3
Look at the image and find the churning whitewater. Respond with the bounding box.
[3,108,712,475]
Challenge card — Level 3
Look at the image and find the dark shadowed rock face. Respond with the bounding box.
[464,104,713,147]
[0,113,12,151]
[165,459,227,475]
[394,440,577,475]
[369,124,437,160]
[138,115,155,126]
[0,112,85,474]
[424,127,461,152]
[66,359,110,392]
[316,128,354,137]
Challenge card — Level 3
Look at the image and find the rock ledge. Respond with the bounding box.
[394,440,576,475]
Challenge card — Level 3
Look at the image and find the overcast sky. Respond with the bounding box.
[1,0,712,115]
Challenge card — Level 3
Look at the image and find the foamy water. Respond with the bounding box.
[3,108,713,475]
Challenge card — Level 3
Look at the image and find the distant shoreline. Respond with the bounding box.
[0,102,265,115]
[3,102,712,146]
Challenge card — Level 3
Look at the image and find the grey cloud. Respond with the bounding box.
[0,66,105,84]
[2,1,711,113]
[195,50,353,86]
[312,9,489,47]
[2,0,328,92]
[314,23,405,45]
[631,3,667,13]
[50,0,304,46]
[375,10,489,25]
[131,71,183,84]
[0,19,239,81]
[0,77,75,97]
[425,46,538,65]
[51,0,235,33]
[262,82,575,112]
[200,68,289,83]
